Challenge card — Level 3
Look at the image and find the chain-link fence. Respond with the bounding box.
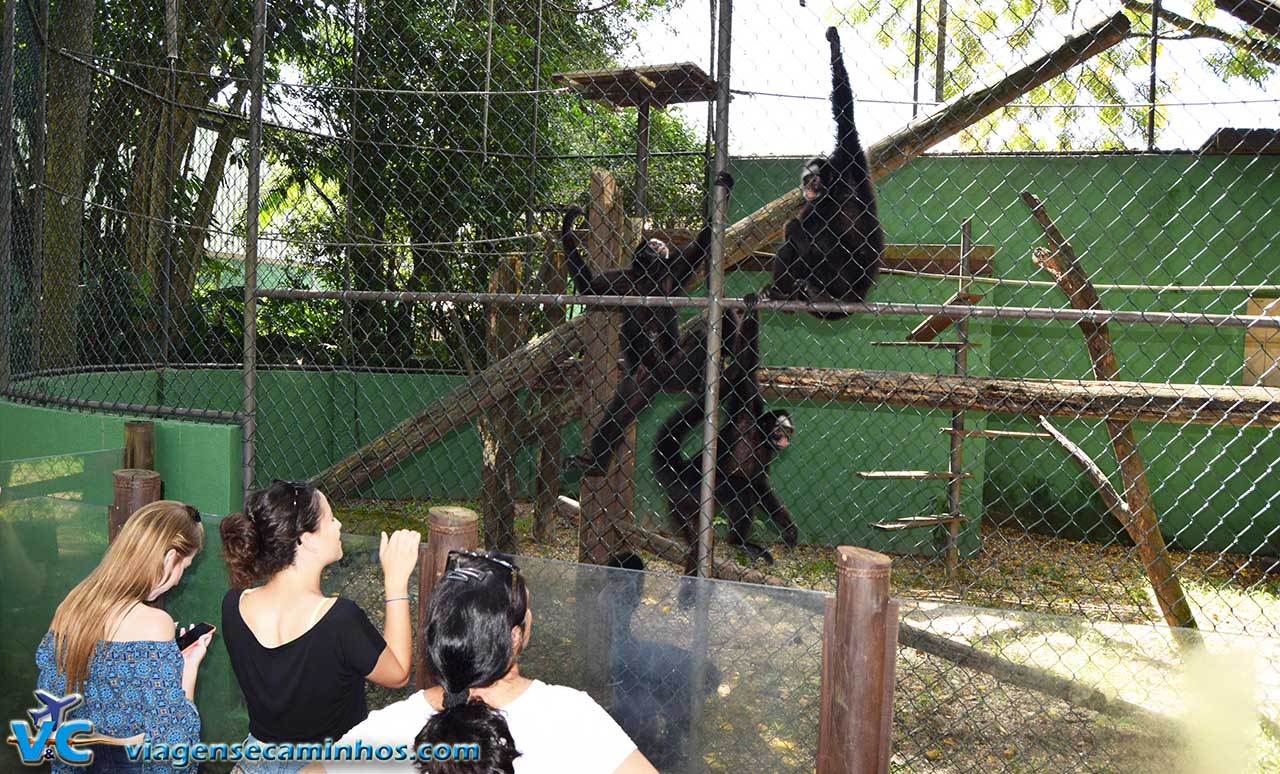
[3,0,1280,768]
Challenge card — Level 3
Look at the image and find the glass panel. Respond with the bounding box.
[0,448,124,507]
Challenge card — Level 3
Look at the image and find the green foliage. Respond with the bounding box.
[37,0,705,370]
[832,0,1275,150]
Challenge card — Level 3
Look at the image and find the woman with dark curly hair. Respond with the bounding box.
[220,479,420,773]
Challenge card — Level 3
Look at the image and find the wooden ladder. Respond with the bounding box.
[861,220,1044,577]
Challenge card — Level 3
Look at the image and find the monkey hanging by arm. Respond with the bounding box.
[650,299,798,574]
[761,26,883,320]
[563,172,735,476]
[716,300,798,563]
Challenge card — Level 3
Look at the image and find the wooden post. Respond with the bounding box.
[576,170,635,566]
[534,235,566,542]
[416,506,479,690]
[481,257,524,553]
[1021,191,1197,633]
[819,547,896,774]
[943,221,973,577]
[107,469,162,543]
[635,100,651,223]
[123,421,156,471]
[816,597,836,774]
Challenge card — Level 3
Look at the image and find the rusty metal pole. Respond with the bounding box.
[242,0,266,504]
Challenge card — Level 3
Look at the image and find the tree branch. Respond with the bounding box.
[1218,0,1280,39]
[1124,0,1280,65]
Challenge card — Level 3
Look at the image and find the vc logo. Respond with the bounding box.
[6,689,102,766]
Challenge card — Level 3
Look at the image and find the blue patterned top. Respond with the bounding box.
[35,631,201,773]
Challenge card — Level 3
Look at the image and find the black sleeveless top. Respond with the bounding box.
[221,590,387,743]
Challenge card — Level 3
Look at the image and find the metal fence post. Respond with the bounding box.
[0,0,14,392]
[242,0,266,504]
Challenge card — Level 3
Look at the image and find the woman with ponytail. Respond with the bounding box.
[36,500,210,773]
[322,551,656,774]
[220,480,420,773]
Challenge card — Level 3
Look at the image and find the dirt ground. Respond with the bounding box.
[334,498,1280,772]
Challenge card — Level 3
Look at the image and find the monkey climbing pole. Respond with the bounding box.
[309,11,1133,497]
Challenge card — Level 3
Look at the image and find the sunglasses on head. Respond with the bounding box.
[444,549,521,597]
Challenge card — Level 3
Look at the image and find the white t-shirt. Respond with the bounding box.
[323,680,637,774]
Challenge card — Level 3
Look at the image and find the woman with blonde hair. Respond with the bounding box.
[36,500,213,773]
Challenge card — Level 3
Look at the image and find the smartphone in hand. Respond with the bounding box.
[176,622,216,652]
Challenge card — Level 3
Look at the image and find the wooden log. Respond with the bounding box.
[308,314,591,496]
[107,469,162,543]
[735,243,997,276]
[308,13,1131,495]
[480,257,524,553]
[416,506,479,690]
[878,600,900,774]
[906,291,983,343]
[534,236,567,542]
[1126,1,1280,66]
[759,366,1280,427]
[821,547,894,774]
[1022,191,1197,633]
[1217,0,1280,38]
[577,171,636,566]
[123,421,155,471]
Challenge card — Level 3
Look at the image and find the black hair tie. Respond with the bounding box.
[443,689,469,709]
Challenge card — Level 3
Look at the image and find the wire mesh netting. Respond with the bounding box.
[3,0,1280,768]
[3,488,1277,772]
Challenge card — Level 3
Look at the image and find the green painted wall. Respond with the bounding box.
[0,400,242,515]
[733,152,1280,556]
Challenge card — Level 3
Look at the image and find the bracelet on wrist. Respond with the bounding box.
[385,595,410,604]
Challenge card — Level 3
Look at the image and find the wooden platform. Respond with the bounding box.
[858,470,975,480]
[939,428,1052,439]
[873,514,968,531]
[907,291,984,342]
[872,340,975,350]
[552,63,716,108]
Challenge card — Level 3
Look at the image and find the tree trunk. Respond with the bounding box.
[178,87,245,302]
[39,0,95,368]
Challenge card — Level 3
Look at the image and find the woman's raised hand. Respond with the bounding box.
[379,530,421,593]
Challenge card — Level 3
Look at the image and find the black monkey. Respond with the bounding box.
[563,173,735,476]
[761,26,883,320]
[651,303,797,576]
[599,552,721,770]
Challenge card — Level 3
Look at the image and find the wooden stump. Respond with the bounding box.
[108,469,162,543]
[416,505,479,689]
